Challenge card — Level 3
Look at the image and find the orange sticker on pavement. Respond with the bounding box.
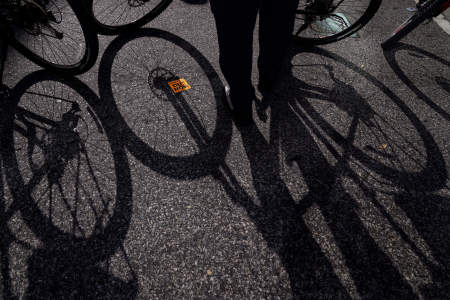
[168,78,191,94]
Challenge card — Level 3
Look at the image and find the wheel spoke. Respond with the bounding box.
[91,0,171,28]
[294,0,377,41]
[10,0,87,68]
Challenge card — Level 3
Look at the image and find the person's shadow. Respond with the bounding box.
[232,44,448,298]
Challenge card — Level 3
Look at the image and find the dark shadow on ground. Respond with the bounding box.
[393,192,450,298]
[0,147,17,300]
[98,28,233,180]
[180,0,208,4]
[383,42,450,121]
[98,28,351,298]
[0,71,137,299]
[96,28,448,298]
[238,44,448,298]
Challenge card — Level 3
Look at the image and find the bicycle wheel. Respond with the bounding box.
[1,70,132,262]
[381,0,447,50]
[87,0,173,35]
[4,0,98,75]
[293,0,381,45]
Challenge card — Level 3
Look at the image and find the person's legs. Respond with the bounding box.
[258,0,298,93]
[210,0,259,111]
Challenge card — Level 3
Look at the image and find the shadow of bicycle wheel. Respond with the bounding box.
[98,28,233,180]
[1,70,137,299]
[383,42,450,122]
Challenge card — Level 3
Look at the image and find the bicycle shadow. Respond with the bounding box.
[0,147,16,299]
[97,27,355,297]
[383,42,450,122]
[237,44,448,298]
[381,48,450,295]
[98,28,233,180]
[92,21,450,297]
[393,191,450,297]
[0,71,137,299]
[96,26,450,298]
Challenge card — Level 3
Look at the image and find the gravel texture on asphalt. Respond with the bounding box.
[0,0,449,299]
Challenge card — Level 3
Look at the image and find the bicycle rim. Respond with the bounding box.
[293,0,381,45]
[6,0,97,75]
[88,0,173,35]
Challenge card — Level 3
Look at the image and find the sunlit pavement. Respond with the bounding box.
[1,0,449,299]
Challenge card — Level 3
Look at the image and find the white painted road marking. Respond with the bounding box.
[434,13,450,34]
[414,0,450,34]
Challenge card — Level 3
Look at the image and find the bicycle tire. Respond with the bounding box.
[381,0,447,50]
[4,0,98,75]
[86,0,173,35]
[293,0,382,45]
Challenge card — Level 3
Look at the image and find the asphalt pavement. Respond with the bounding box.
[1,0,449,299]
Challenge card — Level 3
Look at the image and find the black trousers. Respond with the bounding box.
[210,0,298,100]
